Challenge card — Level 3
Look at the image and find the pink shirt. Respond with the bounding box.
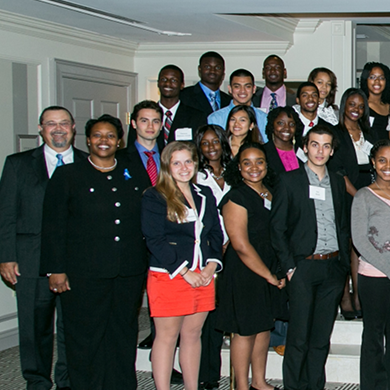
[276,148,299,172]
[261,85,287,113]
[358,188,389,277]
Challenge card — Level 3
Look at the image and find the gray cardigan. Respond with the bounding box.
[351,187,390,278]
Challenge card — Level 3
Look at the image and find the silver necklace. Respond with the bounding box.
[88,156,117,171]
[210,168,225,181]
[375,181,390,198]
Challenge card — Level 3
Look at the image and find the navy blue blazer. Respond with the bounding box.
[141,184,223,277]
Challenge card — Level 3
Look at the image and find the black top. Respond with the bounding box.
[216,184,276,336]
[369,107,390,141]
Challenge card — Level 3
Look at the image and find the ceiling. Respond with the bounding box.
[0,0,390,44]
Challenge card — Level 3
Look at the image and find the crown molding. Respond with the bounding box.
[0,10,139,56]
[136,41,292,57]
[295,19,322,34]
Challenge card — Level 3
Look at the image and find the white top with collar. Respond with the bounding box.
[44,144,74,178]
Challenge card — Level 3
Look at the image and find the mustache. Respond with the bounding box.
[51,131,67,136]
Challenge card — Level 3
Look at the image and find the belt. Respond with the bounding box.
[306,250,339,260]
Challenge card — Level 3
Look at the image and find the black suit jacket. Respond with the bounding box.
[40,156,149,278]
[252,86,296,108]
[180,82,231,116]
[0,145,87,277]
[156,102,207,149]
[270,167,350,275]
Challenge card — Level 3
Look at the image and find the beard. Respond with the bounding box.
[51,131,69,148]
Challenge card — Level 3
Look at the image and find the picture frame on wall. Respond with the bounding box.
[16,134,39,153]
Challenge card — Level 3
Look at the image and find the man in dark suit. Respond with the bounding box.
[157,64,206,146]
[270,125,350,390]
[0,106,87,390]
[180,51,231,116]
[252,54,296,111]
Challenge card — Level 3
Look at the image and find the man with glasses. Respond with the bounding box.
[0,106,87,390]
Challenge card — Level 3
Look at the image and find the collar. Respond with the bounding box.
[159,101,180,118]
[134,140,159,154]
[199,82,221,98]
[44,144,73,159]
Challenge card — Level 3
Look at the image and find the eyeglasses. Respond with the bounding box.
[41,121,72,129]
[368,75,386,81]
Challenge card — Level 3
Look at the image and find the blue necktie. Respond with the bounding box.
[209,92,219,111]
[56,154,64,168]
[269,93,278,111]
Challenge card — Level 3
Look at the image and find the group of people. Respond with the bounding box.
[0,49,389,390]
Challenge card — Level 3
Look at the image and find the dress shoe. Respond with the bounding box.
[56,387,71,390]
[138,332,153,349]
[272,345,285,356]
[170,368,184,385]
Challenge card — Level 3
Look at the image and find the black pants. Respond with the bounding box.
[60,274,145,390]
[359,274,390,390]
[16,276,69,390]
[283,258,345,390]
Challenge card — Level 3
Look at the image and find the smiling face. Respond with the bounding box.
[200,129,222,163]
[344,94,365,124]
[87,122,119,160]
[273,112,296,145]
[228,76,256,106]
[239,147,267,185]
[262,56,286,88]
[367,66,386,97]
[228,110,254,138]
[372,146,390,184]
[297,86,319,115]
[170,149,195,186]
[304,132,334,169]
[158,68,184,99]
[313,72,332,104]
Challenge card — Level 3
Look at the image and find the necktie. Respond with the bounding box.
[164,111,172,145]
[269,93,278,112]
[309,121,314,127]
[144,151,158,186]
[209,92,219,111]
[56,153,64,168]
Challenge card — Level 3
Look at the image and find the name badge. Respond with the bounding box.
[175,127,192,141]
[296,147,308,163]
[309,185,326,201]
[264,198,272,210]
[369,116,375,127]
[361,140,373,156]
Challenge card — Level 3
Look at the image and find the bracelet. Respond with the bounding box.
[181,268,189,277]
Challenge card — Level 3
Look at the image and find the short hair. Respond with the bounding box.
[158,64,184,83]
[263,54,285,68]
[199,51,225,67]
[296,82,319,100]
[229,69,255,85]
[39,106,75,125]
[224,142,275,188]
[360,62,390,104]
[226,105,263,144]
[85,114,124,139]
[339,88,371,134]
[194,124,232,172]
[265,106,301,141]
[302,124,337,149]
[131,100,163,122]
[370,139,390,161]
[308,67,338,108]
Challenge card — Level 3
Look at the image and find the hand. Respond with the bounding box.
[287,267,296,281]
[49,273,70,294]
[182,270,206,288]
[0,262,20,285]
[200,262,217,286]
[222,241,229,255]
[278,278,286,289]
[267,273,280,287]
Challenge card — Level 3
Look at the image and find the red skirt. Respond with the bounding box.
[147,269,215,317]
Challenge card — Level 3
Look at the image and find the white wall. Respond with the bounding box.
[0,11,137,350]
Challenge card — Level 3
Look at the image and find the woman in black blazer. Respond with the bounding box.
[263,106,305,174]
[329,88,378,319]
[40,115,147,390]
[141,141,223,390]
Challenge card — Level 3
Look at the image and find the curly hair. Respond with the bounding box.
[360,62,390,105]
[265,106,301,141]
[85,114,124,139]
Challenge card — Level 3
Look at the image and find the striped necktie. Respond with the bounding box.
[269,93,278,112]
[164,111,172,145]
[144,151,158,186]
[209,92,219,111]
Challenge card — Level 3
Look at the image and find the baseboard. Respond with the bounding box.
[0,327,19,351]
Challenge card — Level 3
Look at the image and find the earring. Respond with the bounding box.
[373,164,376,169]
[87,143,90,146]
[117,144,120,147]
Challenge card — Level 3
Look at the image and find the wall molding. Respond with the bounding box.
[0,10,138,56]
[0,327,18,352]
[0,312,17,323]
[136,41,292,57]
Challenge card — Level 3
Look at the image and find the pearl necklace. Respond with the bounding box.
[88,156,117,171]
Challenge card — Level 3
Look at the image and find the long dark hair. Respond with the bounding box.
[194,124,231,173]
[339,88,371,134]
[360,62,390,104]
[224,142,275,188]
[226,105,263,144]
[265,106,301,142]
[308,67,338,108]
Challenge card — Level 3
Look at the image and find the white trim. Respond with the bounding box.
[0,10,138,56]
[0,327,18,352]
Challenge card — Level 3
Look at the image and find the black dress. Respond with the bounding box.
[369,107,390,141]
[216,184,275,336]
